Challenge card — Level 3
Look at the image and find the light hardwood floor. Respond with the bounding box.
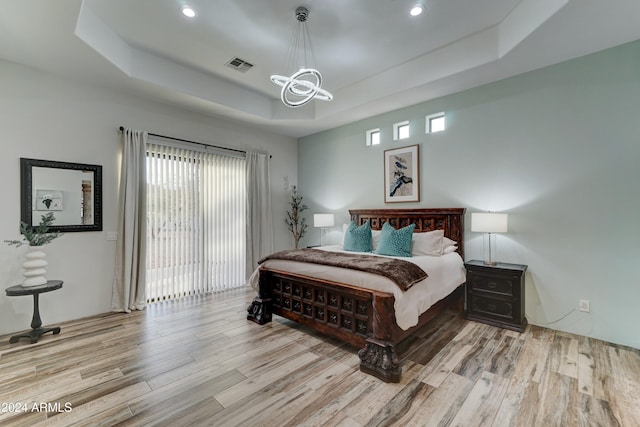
[1,287,639,427]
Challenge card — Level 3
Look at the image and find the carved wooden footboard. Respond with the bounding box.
[247,208,466,383]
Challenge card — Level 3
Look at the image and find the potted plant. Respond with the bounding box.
[5,212,62,286]
[285,186,308,249]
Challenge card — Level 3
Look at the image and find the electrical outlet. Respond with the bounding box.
[578,299,590,312]
[106,232,118,241]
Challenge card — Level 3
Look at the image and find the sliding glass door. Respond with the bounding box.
[145,143,246,302]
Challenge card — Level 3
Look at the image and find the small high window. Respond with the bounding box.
[426,112,445,134]
[366,128,381,146]
[393,121,410,140]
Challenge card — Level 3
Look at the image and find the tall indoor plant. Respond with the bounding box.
[285,186,308,249]
[5,212,62,286]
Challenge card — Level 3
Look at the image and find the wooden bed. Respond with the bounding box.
[247,208,466,382]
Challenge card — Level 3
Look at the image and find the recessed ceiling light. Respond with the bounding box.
[182,5,197,18]
[410,4,424,17]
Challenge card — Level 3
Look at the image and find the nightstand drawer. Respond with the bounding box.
[468,272,517,297]
[469,294,514,319]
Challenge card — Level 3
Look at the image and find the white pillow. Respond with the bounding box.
[443,237,457,248]
[340,223,349,246]
[412,230,445,256]
[443,245,458,254]
[371,229,382,250]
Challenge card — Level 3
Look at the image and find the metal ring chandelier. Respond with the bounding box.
[270,7,333,108]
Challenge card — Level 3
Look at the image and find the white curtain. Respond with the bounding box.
[245,151,273,279]
[146,143,246,301]
[111,128,148,312]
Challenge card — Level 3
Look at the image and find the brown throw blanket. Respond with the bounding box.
[258,248,428,291]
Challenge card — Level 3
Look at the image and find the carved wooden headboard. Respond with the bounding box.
[349,208,465,260]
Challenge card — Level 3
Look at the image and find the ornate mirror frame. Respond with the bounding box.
[20,158,103,232]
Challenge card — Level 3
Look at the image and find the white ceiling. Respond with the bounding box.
[2,0,639,138]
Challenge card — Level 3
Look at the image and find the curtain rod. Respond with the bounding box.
[118,126,268,157]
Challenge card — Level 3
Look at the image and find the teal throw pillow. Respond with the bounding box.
[375,222,415,257]
[343,221,372,252]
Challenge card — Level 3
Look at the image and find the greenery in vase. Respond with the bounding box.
[4,212,62,247]
[285,185,308,249]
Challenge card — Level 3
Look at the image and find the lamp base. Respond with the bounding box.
[483,233,498,266]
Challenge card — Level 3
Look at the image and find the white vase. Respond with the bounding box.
[22,245,48,287]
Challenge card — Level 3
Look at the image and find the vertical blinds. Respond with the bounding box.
[146,143,246,302]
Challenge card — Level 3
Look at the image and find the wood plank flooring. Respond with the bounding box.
[1,287,639,426]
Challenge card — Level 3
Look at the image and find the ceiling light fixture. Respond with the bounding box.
[270,6,333,108]
[181,5,196,18]
[410,4,424,16]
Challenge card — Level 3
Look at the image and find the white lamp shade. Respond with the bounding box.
[471,212,508,233]
[314,213,335,228]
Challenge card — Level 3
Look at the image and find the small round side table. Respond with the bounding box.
[5,280,63,344]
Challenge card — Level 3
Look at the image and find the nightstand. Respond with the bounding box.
[465,260,528,332]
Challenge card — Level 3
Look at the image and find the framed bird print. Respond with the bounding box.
[384,144,420,203]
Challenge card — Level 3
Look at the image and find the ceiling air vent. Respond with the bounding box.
[225,57,254,73]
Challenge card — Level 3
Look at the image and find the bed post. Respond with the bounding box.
[247,297,271,324]
[358,340,401,383]
[358,293,401,382]
[247,270,272,324]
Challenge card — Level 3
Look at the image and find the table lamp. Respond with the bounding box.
[471,212,508,265]
[313,213,334,246]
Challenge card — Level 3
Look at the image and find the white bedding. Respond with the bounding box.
[248,245,466,330]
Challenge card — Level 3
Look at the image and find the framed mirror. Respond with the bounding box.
[20,158,103,232]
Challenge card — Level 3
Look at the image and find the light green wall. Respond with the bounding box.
[298,40,640,348]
